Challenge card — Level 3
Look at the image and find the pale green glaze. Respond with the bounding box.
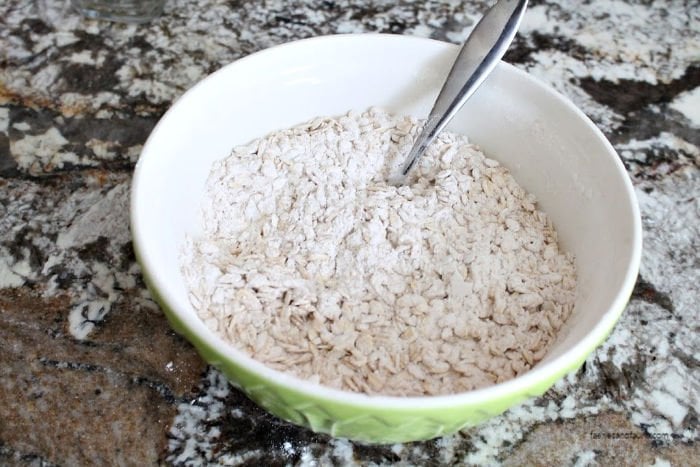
[139,255,616,443]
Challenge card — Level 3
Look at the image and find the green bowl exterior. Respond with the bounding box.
[129,33,642,444]
[138,258,625,444]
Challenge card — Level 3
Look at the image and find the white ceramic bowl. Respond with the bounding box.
[131,34,642,443]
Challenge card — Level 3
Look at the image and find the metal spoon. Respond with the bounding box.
[389,0,528,185]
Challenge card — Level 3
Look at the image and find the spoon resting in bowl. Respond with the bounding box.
[389,0,529,186]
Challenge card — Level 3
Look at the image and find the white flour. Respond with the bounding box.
[181,108,577,396]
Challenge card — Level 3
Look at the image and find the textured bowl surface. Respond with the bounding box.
[130,34,642,443]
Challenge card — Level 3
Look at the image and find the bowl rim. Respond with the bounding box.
[131,33,643,409]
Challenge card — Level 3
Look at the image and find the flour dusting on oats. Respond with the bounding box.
[181,108,576,396]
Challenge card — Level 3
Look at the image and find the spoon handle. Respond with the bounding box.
[393,0,528,182]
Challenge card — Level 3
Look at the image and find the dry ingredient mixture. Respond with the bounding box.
[181,108,577,397]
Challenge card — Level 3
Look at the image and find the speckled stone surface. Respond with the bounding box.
[1,0,698,465]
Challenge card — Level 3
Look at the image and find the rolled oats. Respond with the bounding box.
[181,108,577,396]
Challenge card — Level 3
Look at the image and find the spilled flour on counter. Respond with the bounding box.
[181,108,576,396]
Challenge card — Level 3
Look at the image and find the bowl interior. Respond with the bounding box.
[132,34,641,401]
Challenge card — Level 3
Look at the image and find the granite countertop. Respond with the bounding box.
[1,0,698,465]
